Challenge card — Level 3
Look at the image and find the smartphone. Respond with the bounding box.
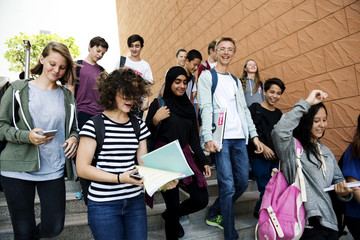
[130,172,142,180]
[42,130,58,137]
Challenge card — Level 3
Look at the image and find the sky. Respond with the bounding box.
[0,0,120,82]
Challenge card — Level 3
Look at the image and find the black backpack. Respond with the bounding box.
[74,60,105,98]
[80,113,140,205]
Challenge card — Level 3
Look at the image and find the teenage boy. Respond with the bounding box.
[198,37,263,240]
[198,40,217,78]
[184,49,202,104]
[248,78,286,218]
[176,49,187,67]
[117,34,153,116]
[68,36,108,129]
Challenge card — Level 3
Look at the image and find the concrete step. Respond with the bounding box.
[148,214,258,240]
[0,191,259,240]
[146,192,259,232]
[0,213,92,240]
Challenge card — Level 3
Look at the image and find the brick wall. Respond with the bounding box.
[116,0,360,159]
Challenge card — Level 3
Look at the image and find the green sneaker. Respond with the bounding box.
[206,215,223,230]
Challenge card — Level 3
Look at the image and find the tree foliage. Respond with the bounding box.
[4,33,80,74]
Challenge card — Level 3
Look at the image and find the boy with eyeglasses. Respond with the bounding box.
[198,37,263,240]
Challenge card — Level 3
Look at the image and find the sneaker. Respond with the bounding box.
[206,215,223,230]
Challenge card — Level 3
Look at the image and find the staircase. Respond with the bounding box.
[0,168,260,240]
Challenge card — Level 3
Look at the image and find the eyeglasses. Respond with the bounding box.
[217,48,235,53]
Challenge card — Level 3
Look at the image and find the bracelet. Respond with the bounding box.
[117,173,121,184]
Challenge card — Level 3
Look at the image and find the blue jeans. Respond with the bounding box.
[208,139,249,240]
[88,193,147,240]
[250,157,278,213]
[1,176,65,240]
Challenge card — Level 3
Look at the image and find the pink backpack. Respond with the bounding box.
[256,138,307,240]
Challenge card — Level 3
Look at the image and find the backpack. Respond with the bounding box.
[74,60,105,98]
[256,138,306,240]
[146,97,165,152]
[198,68,238,127]
[80,113,140,205]
[201,61,208,70]
[119,56,126,68]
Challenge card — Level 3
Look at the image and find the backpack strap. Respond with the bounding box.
[74,60,83,98]
[129,113,141,165]
[201,61,208,70]
[294,138,307,202]
[90,114,105,166]
[119,56,126,68]
[129,114,140,141]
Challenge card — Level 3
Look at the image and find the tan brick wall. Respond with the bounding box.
[116,0,360,159]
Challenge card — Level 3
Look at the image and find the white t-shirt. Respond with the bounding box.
[209,61,217,69]
[117,57,153,83]
[214,73,244,139]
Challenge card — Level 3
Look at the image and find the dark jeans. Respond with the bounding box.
[162,176,208,240]
[249,157,278,213]
[87,194,147,240]
[300,217,338,240]
[345,216,360,240]
[1,176,65,240]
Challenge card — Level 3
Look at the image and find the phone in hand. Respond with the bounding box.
[41,130,58,137]
[130,172,142,180]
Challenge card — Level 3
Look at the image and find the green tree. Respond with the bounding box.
[4,33,80,74]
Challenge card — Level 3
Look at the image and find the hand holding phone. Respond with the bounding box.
[41,130,58,137]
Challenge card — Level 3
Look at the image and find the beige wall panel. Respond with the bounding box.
[282,47,327,83]
[275,0,318,39]
[298,9,348,53]
[315,0,344,19]
[116,0,360,158]
[345,3,360,34]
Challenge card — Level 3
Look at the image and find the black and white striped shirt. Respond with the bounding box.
[79,114,150,202]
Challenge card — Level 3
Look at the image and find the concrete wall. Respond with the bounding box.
[116,0,360,159]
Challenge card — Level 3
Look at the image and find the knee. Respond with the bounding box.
[218,182,235,198]
[194,195,209,210]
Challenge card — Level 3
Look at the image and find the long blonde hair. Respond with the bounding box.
[31,41,75,86]
[240,59,261,93]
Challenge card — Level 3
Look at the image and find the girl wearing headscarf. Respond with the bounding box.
[146,66,211,239]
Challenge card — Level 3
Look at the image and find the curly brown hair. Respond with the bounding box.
[97,68,152,111]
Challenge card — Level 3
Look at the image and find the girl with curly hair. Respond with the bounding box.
[76,68,175,240]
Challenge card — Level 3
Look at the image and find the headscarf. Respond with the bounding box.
[163,66,195,119]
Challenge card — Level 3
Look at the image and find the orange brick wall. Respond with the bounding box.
[116,0,360,159]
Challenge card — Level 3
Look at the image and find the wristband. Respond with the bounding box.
[117,173,121,184]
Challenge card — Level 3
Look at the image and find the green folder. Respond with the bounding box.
[141,140,194,178]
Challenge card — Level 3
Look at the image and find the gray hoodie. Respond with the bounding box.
[271,99,351,231]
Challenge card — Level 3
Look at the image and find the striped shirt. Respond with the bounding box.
[79,114,150,202]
